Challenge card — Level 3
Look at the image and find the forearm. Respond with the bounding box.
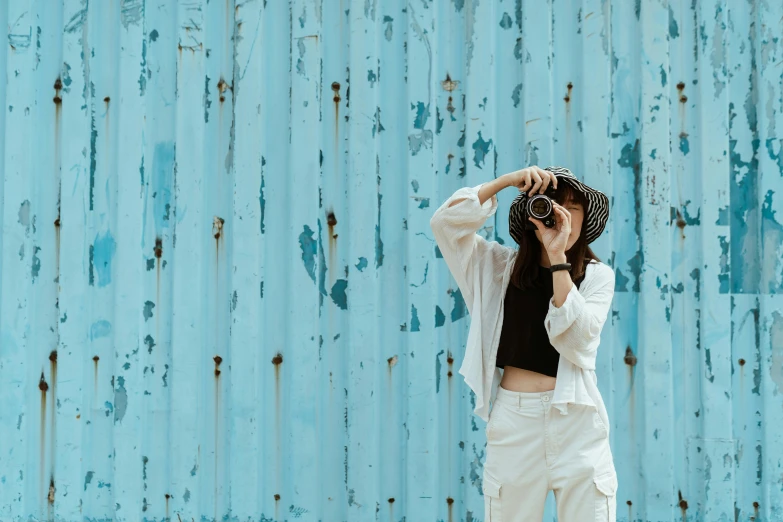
[448,174,514,208]
[549,253,570,308]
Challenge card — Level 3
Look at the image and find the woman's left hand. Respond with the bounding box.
[528,202,571,259]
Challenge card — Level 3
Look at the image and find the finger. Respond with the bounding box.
[528,172,542,196]
[533,166,551,193]
[527,215,543,231]
[534,166,555,191]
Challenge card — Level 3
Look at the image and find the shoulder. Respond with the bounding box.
[585,260,614,286]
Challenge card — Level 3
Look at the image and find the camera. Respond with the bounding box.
[518,184,558,231]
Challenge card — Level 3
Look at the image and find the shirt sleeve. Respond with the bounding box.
[429,183,499,307]
[544,262,615,369]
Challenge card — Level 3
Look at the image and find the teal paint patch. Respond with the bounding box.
[435,305,445,327]
[412,101,430,129]
[375,191,384,268]
[260,156,266,234]
[31,246,41,281]
[367,69,377,86]
[330,279,348,310]
[355,257,368,271]
[299,224,317,283]
[411,304,420,332]
[670,201,700,226]
[90,107,96,211]
[668,5,679,38]
[144,335,155,354]
[418,198,429,209]
[435,245,442,258]
[383,15,393,41]
[472,131,492,168]
[512,83,522,108]
[93,231,117,287]
[114,376,127,423]
[372,107,385,137]
[435,107,443,134]
[84,471,94,491]
[718,235,729,293]
[203,75,211,123]
[679,134,689,155]
[149,29,159,42]
[152,142,175,233]
[435,349,444,392]
[499,12,512,29]
[659,64,667,87]
[450,288,466,322]
[452,0,465,12]
[90,320,112,340]
[716,205,729,225]
[143,301,155,321]
[139,39,147,95]
[761,190,783,292]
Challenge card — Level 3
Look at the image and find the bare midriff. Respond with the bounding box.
[499,365,556,392]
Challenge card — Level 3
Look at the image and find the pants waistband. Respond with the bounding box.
[495,384,555,406]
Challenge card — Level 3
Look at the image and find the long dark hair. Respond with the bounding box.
[509,182,601,290]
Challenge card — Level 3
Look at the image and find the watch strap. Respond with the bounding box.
[549,262,572,273]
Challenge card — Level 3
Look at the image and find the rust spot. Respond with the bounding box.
[446,497,454,505]
[48,477,55,504]
[388,498,395,503]
[564,82,573,102]
[217,78,229,103]
[326,212,337,227]
[441,73,459,92]
[54,218,60,228]
[93,355,99,362]
[213,216,225,240]
[679,95,688,103]
[49,351,57,363]
[675,209,686,229]
[53,78,63,104]
[739,358,746,366]
[104,96,110,104]
[627,500,633,506]
[39,373,49,392]
[331,82,341,103]
[154,238,163,258]
[679,499,688,510]
[272,354,283,365]
[624,347,637,366]
[76,414,80,419]
[387,355,398,368]
[447,371,452,377]
[214,355,223,377]
[754,501,760,509]
[676,82,685,90]
[447,355,454,365]
[274,493,281,501]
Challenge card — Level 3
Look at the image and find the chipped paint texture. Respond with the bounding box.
[0,1,782,521]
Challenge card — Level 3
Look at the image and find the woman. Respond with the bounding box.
[429,166,617,521]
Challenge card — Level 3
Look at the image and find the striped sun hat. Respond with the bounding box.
[508,166,609,245]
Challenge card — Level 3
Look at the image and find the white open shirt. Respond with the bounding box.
[429,182,615,436]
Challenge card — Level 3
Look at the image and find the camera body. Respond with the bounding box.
[522,184,558,231]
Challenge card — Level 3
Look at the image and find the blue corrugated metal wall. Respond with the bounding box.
[0,0,781,521]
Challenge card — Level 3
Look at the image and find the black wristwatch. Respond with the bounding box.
[549,262,571,273]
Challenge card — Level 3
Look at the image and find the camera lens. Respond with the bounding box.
[528,196,551,218]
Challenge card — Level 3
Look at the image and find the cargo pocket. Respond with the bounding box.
[483,472,503,521]
[593,470,618,521]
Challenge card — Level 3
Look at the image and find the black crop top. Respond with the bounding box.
[494,265,585,377]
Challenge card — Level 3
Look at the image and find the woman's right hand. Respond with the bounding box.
[504,166,558,196]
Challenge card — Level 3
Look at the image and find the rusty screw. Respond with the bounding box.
[624,347,637,366]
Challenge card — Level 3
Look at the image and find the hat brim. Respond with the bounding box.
[553,175,609,244]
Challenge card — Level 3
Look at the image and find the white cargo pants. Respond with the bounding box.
[483,386,618,521]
